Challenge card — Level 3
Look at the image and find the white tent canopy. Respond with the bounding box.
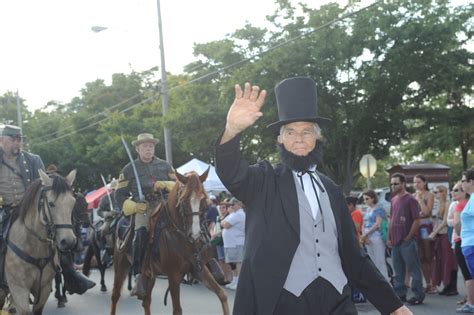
[176,158,227,192]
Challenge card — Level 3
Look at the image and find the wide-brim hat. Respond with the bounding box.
[132,133,159,146]
[267,77,331,130]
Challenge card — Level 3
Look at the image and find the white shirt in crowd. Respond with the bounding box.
[222,208,246,248]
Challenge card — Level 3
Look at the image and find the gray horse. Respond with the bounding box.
[1,169,77,315]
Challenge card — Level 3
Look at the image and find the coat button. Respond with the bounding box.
[317,253,320,257]
[318,268,322,272]
[315,239,319,243]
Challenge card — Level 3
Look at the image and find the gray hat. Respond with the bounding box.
[0,124,22,137]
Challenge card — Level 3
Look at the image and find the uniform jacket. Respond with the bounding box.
[215,134,402,315]
[115,156,174,207]
[0,148,45,189]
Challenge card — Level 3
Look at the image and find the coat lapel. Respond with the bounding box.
[276,165,300,237]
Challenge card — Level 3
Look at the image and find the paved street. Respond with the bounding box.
[41,268,464,314]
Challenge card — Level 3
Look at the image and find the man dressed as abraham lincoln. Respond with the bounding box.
[215,77,411,314]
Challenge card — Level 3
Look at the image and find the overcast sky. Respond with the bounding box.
[1,0,324,111]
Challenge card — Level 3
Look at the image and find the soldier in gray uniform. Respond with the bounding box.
[115,133,175,300]
[215,79,412,314]
[0,124,95,295]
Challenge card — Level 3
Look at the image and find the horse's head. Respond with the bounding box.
[169,167,209,239]
[38,169,78,251]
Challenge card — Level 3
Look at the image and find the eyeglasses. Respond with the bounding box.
[452,189,461,192]
[390,183,401,186]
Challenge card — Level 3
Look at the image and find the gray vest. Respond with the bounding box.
[283,175,347,296]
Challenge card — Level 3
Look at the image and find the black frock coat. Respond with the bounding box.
[215,134,402,315]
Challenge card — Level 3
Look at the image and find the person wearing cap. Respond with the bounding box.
[0,127,95,296]
[115,132,176,300]
[221,197,245,290]
[215,79,411,314]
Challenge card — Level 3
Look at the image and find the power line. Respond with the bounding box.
[33,1,379,145]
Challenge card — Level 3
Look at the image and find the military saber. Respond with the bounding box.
[120,136,145,201]
[100,174,114,212]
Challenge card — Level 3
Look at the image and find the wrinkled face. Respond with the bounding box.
[0,135,22,156]
[277,122,317,156]
[136,142,155,163]
[413,176,426,191]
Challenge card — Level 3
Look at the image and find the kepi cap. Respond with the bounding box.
[0,124,22,137]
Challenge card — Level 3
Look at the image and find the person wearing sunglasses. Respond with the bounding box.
[389,173,425,305]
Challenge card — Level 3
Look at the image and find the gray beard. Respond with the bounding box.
[277,143,323,172]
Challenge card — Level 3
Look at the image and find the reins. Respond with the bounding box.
[6,184,74,305]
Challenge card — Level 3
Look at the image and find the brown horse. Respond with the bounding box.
[1,169,77,315]
[110,169,229,315]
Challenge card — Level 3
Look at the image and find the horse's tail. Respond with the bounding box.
[163,286,170,306]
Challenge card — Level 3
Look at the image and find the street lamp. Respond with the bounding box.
[90,3,174,166]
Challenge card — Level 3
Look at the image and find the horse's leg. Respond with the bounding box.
[110,251,131,315]
[127,267,132,291]
[100,261,107,292]
[141,277,155,315]
[82,241,95,277]
[200,265,230,315]
[7,284,31,315]
[168,271,184,315]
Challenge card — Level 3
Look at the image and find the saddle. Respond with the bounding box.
[115,215,133,254]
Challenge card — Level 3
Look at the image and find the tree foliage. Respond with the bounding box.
[2,0,471,194]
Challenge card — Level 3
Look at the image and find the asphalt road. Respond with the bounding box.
[40,268,464,314]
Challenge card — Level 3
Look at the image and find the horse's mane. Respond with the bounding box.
[18,175,72,222]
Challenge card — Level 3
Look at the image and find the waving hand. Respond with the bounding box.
[220,82,267,144]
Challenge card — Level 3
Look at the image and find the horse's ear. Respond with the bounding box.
[39,169,53,186]
[65,169,77,187]
[176,171,187,184]
[199,166,210,183]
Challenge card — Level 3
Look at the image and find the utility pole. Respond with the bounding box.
[16,89,22,129]
[156,0,173,166]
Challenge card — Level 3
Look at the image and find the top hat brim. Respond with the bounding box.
[266,116,331,130]
[132,138,159,146]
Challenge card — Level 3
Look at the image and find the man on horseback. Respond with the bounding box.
[115,133,176,300]
[97,179,120,244]
[0,124,95,296]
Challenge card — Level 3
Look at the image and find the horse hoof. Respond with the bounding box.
[101,285,107,292]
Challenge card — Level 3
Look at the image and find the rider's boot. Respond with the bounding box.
[130,227,148,300]
[61,252,96,295]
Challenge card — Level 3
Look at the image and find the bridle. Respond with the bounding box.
[6,184,75,304]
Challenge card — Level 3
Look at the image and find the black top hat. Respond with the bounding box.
[267,77,331,130]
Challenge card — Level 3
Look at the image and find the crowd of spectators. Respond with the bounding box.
[207,195,246,290]
[347,168,474,313]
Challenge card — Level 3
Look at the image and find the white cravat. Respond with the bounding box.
[293,166,322,221]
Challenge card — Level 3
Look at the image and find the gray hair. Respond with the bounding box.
[279,123,322,140]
